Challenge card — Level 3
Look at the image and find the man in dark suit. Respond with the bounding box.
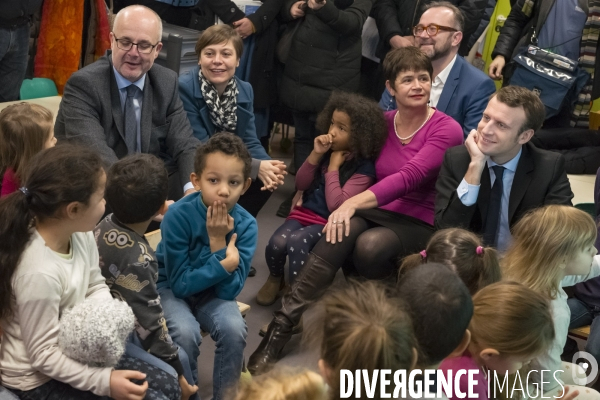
[435,86,573,252]
[379,2,496,138]
[55,5,199,199]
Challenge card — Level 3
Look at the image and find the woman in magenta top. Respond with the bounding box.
[248,47,463,375]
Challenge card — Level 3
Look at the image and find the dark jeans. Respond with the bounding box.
[565,297,600,366]
[238,178,273,218]
[291,111,318,171]
[0,23,29,102]
[7,354,180,400]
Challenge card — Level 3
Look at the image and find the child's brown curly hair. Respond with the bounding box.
[315,91,387,160]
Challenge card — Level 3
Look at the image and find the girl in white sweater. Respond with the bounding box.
[0,145,179,400]
[503,205,600,399]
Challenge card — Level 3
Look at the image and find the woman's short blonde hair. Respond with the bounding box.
[232,368,327,400]
[194,24,243,60]
[502,205,597,298]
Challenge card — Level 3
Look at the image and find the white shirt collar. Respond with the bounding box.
[432,54,457,87]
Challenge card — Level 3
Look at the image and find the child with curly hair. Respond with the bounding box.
[256,91,387,306]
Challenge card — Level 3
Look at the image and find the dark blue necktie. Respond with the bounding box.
[483,165,505,247]
[124,85,139,154]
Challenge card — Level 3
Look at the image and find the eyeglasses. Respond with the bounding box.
[413,24,458,37]
[113,35,159,54]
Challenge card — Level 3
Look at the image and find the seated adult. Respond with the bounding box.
[379,2,496,138]
[178,24,286,217]
[55,5,200,200]
[435,86,573,253]
[247,46,464,375]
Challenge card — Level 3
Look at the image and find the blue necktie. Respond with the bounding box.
[124,85,139,154]
[483,165,505,247]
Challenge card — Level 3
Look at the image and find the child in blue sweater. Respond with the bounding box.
[156,133,257,400]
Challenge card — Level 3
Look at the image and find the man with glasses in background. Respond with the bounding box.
[55,5,200,199]
[378,2,496,138]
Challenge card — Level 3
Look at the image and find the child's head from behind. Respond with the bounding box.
[399,228,501,295]
[233,368,328,400]
[503,205,597,298]
[310,281,416,399]
[469,281,554,375]
[106,154,168,224]
[315,91,387,160]
[0,103,56,179]
[0,144,105,319]
[396,262,473,368]
[192,133,252,210]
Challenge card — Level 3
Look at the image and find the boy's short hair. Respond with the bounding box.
[106,154,168,224]
[396,263,473,366]
[194,132,252,179]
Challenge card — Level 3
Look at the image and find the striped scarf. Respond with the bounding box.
[570,0,600,127]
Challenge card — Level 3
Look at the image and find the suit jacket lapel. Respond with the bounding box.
[436,57,461,112]
[140,76,152,153]
[508,145,534,222]
[109,65,126,144]
[193,76,215,133]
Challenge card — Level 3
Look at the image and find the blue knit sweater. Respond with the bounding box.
[156,192,257,301]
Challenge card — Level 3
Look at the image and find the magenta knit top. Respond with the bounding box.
[369,109,463,225]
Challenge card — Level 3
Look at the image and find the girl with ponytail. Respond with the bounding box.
[0,145,178,400]
[399,228,501,294]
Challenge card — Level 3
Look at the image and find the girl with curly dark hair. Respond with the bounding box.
[256,92,386,306]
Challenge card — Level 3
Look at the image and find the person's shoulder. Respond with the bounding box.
[148,62,178,80]
[455,56,493,85]
[429,110,464,139]
[163,193,204,225]
[178,65,199,86]
[69,54,111,83]
[232,203,257,230]
[526,142,564,164]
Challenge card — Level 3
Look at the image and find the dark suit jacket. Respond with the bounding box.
[379,56,497,138]
[435,142,574,233]
[55,51,200,186]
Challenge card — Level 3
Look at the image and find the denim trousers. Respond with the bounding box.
[126,335,199,400]
[567,297,600,365]
[0,23,29,102]
[157,287,247,400]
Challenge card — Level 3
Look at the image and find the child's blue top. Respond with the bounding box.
[156,191,258,301]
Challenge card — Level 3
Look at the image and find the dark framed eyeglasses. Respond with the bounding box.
[113,35,159,54]
[413,24,458,37]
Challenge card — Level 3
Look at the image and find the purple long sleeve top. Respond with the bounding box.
[369,109,463,225]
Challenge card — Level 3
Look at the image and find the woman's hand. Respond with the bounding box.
[314,134,333,155]
[179,375,199,400]
[328,151,349,172]
[307,0,326,10]
[258,160,287,191]
[290,1,306,18]
[233,18,255,39]
[324,199,356,244]
[488,55,505,80]
[110,370,148,400]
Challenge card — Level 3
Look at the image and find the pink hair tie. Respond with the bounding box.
[476,246,484,255]
[420,250,427,259]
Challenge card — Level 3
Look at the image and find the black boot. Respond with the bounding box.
[247,252,339,375]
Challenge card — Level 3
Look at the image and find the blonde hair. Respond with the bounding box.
[308,281,416,400]
[399,228,501,295]
[470,281,554,358]
[502,205,597,299]
[233,368,327,400]
[0,103,54,181]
